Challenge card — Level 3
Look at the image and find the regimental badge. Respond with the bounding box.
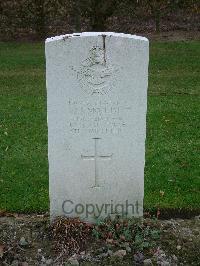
[72,46,119,95]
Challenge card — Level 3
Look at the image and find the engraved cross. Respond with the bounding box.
[81,138,113,187]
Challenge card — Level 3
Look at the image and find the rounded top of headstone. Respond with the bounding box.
[45,32,148,43]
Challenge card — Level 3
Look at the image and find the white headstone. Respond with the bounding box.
[46,32,149,222]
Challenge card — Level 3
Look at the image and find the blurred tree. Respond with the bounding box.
[88,0,117,31]
[140,0,171,32]
[71,0,81,31]
[180,0,200,14]
[34,0,46,38]
[0,0,199,40]
[69,0,119,31]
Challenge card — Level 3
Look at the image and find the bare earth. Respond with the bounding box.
[0,214,199,265]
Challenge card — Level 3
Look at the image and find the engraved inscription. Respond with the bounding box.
[81,138,113,187]
[71,46,119,95]
[68,99,131,135]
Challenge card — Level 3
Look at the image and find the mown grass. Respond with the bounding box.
[0,41,199,213]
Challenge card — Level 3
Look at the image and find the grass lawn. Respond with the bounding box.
[0,41,199,213]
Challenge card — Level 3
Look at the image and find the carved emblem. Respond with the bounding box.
[72,46,118,95]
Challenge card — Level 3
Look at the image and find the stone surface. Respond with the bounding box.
[66,257,79,265]
[19,237,28,247]
[21,262,29,266]
[134,252,144,264]
[143,258,153,265]
[46,259,53,265]
[113,249,127,258]
[46,32,149,222]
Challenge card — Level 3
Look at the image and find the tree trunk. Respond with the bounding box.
[90,0,106,31]
[71,0,81,32]
[91,15,106,31]
[155,9,161,32]
[35,0,46,39]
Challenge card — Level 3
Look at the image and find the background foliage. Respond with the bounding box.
[0,0,199,40]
